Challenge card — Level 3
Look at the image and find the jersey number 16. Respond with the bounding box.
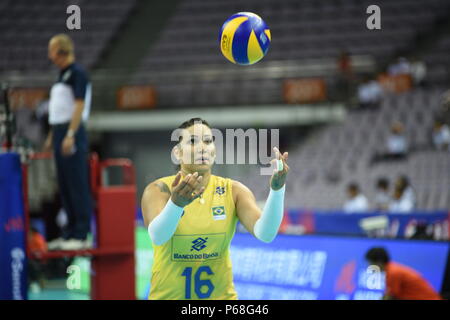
[181,266,214,299]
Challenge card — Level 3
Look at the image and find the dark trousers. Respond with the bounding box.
[52,123,93,240]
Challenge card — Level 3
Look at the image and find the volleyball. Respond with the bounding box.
[219,12,271,65]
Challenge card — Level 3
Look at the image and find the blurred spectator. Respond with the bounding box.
[389,184,414,213]
[343,183,369,213]
[44,34,93,250]
[387,122,408,155]
[373,177,391,211]
[432,119,450,151]
[389,175,416,213]
[28,227,48,293]
[365,247,442,300]
[357,74,383,110]
[396,175,416,204]
[388,57,411,76]
[409,56,427,87]
[370,122,408,166]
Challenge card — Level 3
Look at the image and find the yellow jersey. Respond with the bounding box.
[148,174,239,300]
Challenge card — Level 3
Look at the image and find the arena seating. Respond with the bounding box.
[129,0,450,107]
[0,0,137,72]
[136,0,447,69]
[424,34,450,85]
[242,87,450,210]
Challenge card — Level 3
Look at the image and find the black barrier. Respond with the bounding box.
[1,83,13,150]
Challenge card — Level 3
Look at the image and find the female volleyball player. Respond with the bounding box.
[141,118,289,300]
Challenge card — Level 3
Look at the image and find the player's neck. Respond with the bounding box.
[198,170,211,189]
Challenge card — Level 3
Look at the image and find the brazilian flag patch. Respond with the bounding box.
[212,206,226,220]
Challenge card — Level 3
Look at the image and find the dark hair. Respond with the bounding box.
[376,178,389,190]
[347,182,359,193]
[365,247,390,264]
[396,175,410,189]
[394,183,408,197]
[178,117,210,128]
[177,118,211,143]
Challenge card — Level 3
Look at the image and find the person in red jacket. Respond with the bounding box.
[365,247,442,300]
[28,227,48,293]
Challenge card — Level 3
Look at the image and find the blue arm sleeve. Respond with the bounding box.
[147,199,184,246]
[253,185,285,243]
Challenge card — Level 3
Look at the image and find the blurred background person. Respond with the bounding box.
[395,175,416,206]
[44,34,93,251]
[28,227,48,293]
[432,119,450,151]
[409,56,427,88]
[343,183,369,213]
[388,56,411,76]
[371,121,408,166]
[389,183,415,213]
[389,175,416,213]
[357,74,383,110]
[365,247,442,300]
[373,177,391,211]
[386,122,409,157]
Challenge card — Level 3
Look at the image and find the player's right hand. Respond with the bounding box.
[170,171,205,207]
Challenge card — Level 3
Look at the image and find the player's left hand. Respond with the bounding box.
[270,147,289,190]
[61,136,75,156]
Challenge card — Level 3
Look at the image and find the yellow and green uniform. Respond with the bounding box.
[149,174,239,300]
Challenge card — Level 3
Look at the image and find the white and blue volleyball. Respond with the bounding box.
[219,12,271,65]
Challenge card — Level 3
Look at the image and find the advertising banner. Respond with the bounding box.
[231,233,449,300]
[0,153,27,300]
[283,210,450,240]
